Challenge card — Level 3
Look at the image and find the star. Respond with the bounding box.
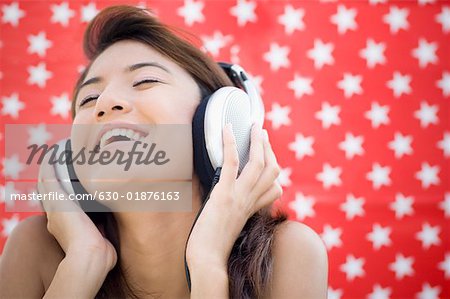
[1,214,20,237]
[316,163,342,189]
[383,6,409,34]
[288,192,316,220]
[177,0,205,26]
[230,0,257,27]
[438,253,450,279]
[340,194,365,220]
[337,73,363,98]
[359,38,386,68]
[390,193,414,219]
[307,39,335,69]
[388,132,413,158]
[416,223,441,249]
[436,132,450,157]
[338,132,364,159]
[366,163,391,189]
[389,253,414,280]
[288,133,314,160]
[320,224,342,250]
[80,2,99,23]
[367,284,392,299]
[315,102,341,129]
[330,5,358,34]
[438,192,450,218]
[277,167,292,187]
[50,93,71,119]
[328,287,343,299]
[365,102,390,128]
[418,0,436,5]
[1,93,25,119]
[27,62,52,88]
[436,71,450,97]
[230,45,240,65]
[263,43,290,71]
[27,124,53,146]
[50,2,75,27]
[414,101,439,128]
[435,6,450,33]
[2,154,25,180]
[340,255,365,281]
[412,38,438,68]
[288,73,313,99]
[415,162,440,188]
[266,103,291,130]
[366,223,392,250]
[369,0,387,5]
[387,72,412,98]
[249,73,263,95]
[27,31,53,58]
[201,31,232,57]
[416,283,441,299]
[278,4,305,35]
[1,2,25,27]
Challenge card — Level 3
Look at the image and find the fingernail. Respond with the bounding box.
[263,129,269,141]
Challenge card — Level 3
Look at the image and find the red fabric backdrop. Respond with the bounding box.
[1,1,449,298]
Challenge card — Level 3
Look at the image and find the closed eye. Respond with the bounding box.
[132,78,160,87]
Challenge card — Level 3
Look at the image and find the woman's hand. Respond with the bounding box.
[185,123,282,270]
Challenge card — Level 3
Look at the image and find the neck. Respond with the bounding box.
[114,178,203,298]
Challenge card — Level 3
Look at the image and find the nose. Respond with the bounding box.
[94,91,132,121]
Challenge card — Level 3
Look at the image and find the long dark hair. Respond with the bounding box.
[71,5,288,298]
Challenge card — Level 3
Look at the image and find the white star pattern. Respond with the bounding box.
[278,5,305,35]
[2,154,25,180]
[415,223,441,249]
[415,162,440,189]
[338,132,364,159]
[389,254,414,280]
[414,101,439,128]
[320,224,342,250]
[288,133,314,160]
[365,102,390,128]
[263,43,290,71]
[340,255,365,281]
[390,193,414,219]
[383,6,409,34]
[289,192,316,220]
[50,2,75,27]
[277,167,292,187]
[316,163,342,189]
[328,287,343,299]
[80,2,99,23]
[27,31,52,57]
[367,284,392,299]
[438,192,450,218]
[436,71,450,97]
[177,0,204,26]
[388,132,413,159]
[369,0,387,5]
[288,73,313,99]
[418,0,436,5]
[315,102,341,129]
[435,6,450,33]
[230,0,257,27]
[416,283,441,299]
[1,2,25,27]
[27,124,53,146]
[330,5,357,34]
[201,31,232,57]
[366,223,392,250]
[387,72,412,98]
[27,62,52,88]
[412,38,438,68]
[1,93,25,119]
[340,194,365,220]
[438,253,450,279]
[337,73,363,98]
[359,38,386,68]
[366,163,391,189]
[1,214,20,237]
[266,103,291,130]
[50,93,71,119]
[437,132,450,158]
[307,39,335,69]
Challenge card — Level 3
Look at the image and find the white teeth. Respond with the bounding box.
[98,127,146,149]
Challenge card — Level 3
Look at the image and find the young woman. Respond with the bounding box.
[0,5,328,298]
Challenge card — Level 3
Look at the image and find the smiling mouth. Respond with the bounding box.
[96,128,148,151]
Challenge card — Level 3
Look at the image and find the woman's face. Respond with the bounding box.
[71,40,201,202]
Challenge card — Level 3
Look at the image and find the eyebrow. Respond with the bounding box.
[77,62,171,93]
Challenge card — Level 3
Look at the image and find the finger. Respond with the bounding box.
[237,123,265,191]
[252,182,283,213]
[248,129,281,200]
[219,123,239,186]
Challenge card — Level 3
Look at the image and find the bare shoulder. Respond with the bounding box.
[265,220,329,299]
[0,215,64,297]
